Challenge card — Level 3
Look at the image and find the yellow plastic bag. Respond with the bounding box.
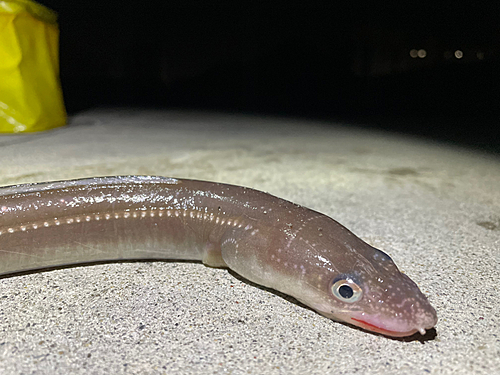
[0,0,66,133]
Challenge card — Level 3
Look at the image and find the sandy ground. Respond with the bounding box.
[0,109,498,374]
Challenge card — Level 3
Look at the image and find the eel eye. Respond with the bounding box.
[331,279,363,303]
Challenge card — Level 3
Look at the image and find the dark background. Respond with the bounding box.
[40,1,498,153]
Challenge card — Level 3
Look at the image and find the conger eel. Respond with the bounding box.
[0,176,437,337]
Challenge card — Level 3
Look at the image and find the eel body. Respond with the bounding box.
[0,176,437,337]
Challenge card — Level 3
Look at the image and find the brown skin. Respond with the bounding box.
[0,176,437,336]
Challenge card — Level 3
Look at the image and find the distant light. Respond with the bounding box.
[444,51,453,59]
[410,49,418,58]
[477,51,484,60]
[417,49,427,58]
[454,50,463,59]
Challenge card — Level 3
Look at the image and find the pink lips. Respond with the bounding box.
[351,318,421,337]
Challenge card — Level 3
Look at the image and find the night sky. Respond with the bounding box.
[39,1,499,152]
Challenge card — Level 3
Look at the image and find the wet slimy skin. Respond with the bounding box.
[0,176,437,337]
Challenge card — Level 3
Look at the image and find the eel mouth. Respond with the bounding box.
[315,303,437,338]
[350,317,423,337]
[344,305,438,338]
